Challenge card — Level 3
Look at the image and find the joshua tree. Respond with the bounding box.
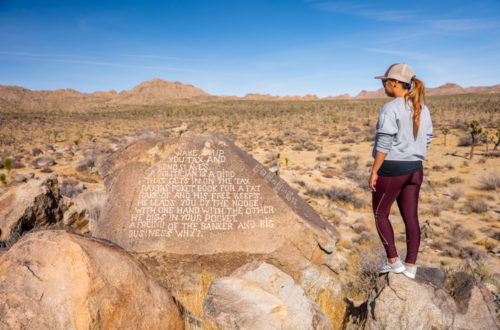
[45,130,52,144]
[466,120,482,159]
[441,127,449,146]
[480,130,489,155]
[494,122,500,151]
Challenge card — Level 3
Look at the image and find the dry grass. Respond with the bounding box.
[315,281,347,330]
[173,270,218,330]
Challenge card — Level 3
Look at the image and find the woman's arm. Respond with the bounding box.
[369,151,387,192]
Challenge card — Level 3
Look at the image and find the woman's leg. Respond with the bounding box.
[372,175,408,259]
[396,170,423,265]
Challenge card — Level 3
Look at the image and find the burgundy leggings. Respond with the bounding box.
[372,170,423,264]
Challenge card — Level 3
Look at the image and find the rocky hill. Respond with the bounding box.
[1,79,499,113]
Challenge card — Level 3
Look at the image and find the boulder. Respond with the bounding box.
[203,278,287,329]
[93,132,341,292]
[365,268,499,330]
[0,173,64,247]
[203,261,332,330]
[29,156,56,169]
[0,230,183,329]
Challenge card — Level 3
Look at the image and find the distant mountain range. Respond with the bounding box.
[1,78,499,113]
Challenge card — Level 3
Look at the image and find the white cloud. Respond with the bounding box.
[426,18,500,32]
[365,48,428,60]
[310,1,417,22]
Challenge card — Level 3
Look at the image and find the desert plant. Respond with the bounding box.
[479,172,500,191]
[494,122,500,150]
[480,130,490,155]
[284,157,289,168]
[3,157,11,172]
[73,138,80,146]
[449,187,464,200]
[466,120,482,159]
[179,129,184,136]
[465,199,488,214]
[441,127,449,146]
[0,173,6,184]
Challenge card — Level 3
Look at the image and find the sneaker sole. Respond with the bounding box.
[402,271,416,279]
[378,265,406,274]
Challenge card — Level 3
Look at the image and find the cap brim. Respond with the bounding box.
[374,75,387,80]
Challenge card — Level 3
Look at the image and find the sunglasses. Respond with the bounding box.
[382,79,396,86]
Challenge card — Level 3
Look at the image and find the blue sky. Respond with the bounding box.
[1,0,499,97]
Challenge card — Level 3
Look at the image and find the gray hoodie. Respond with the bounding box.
[372,97,433,161]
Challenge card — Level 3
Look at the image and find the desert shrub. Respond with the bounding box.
[339,147,350,152]
[342,138,356,144]
[346,170,369,189]
[3,158,11,172]
[73,189,107,222]
[345,236,385,300]
[337,154,360,172]
[60,180,84,198]
[457,135,473,146]
[448,176,463,184]
[465,199,488,213]
[349,125,360,132]
[452,119,466,129]
[316,155,330,161]
[306,186,356,203]
[432,165,443,171]
[0,173,5,184]
[428,204,441,216]
[479,172,500,191]
[445,163,455,170]
[449,223,476,241]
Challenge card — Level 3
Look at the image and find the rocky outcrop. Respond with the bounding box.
[0,230,183,329]
[203,262,333,329]
[0,173,64,247]
[92,132,343,317]
[364,268,499,330]
[93,132,340,278]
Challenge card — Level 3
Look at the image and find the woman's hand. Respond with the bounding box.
[369,171,378,192]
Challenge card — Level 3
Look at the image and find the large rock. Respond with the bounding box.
[203,261,333,329]
[203,277,287,329]
[0,173,64,247]
[0,230,183,329]
[365,268,499,330]
[93,132,341,287]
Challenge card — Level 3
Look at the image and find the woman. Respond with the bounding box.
[370,63,433,279]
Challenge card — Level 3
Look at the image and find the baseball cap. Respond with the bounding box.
[374,63,415,84]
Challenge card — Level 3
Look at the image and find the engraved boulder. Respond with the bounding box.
[93,132,341,290]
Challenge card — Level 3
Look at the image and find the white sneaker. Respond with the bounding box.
[377,258,405,274]
[403,264,417,279]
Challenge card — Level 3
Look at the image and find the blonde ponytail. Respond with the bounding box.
[406,77,425,139]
